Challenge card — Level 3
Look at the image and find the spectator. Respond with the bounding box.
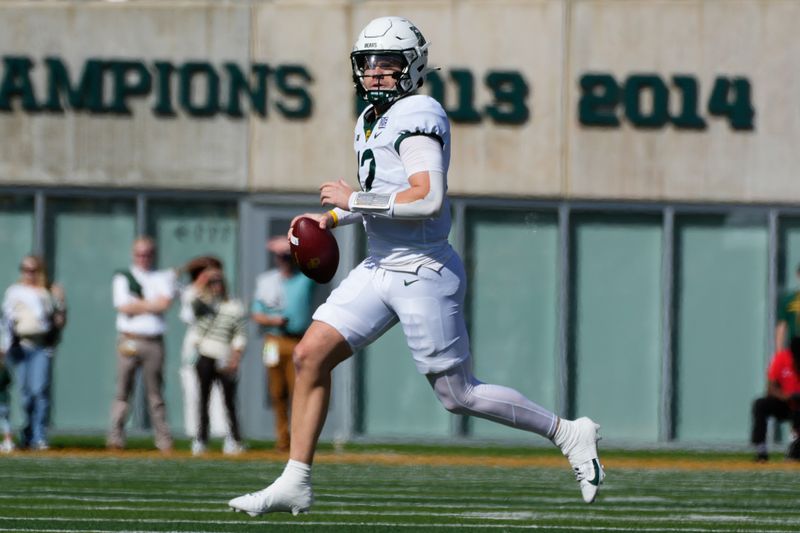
[1,255,66,450]
[0,350,13,453]
[179,256,230,443]
[775,263,800,350]
[251,236,314,452]
[190,265,247,456]
[108,237,175,452]
[751,337,800,461]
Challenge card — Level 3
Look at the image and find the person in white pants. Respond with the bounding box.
[229,15,605,516]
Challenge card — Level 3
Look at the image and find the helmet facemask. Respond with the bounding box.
[351,52,414,105]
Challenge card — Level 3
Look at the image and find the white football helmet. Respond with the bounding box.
[351,16,429,105]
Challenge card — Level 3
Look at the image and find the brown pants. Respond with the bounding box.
[266,334,298,451]
[108,335,173,451]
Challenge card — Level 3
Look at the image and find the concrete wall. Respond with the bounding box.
[0,2,251,189]
[0,0,798,203]
[567,0,800,203]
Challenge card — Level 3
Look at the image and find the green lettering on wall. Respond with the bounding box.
[43,57,106,113]
[424,70,485,123]
[578,74,620,127]
[424,70,445,105]
[0,56,40,111]
[275,65,312,119]
[708,77,755,131]
[580,72,755,131]
[355,69,530,125]
[485,71,529,125]
[179,62,220,117]
[671,75,706,130]
[447,69,481,123]
[109,60,152,115]
[225,63,269,117]
[153,61,176,116]
[624,74,669,128]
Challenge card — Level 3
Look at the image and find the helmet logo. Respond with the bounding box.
[409,26,425,46]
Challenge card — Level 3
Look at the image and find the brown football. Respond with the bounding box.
[290,217,340,284]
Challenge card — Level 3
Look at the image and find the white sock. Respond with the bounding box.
[281,459,311,486]
[551,418,573,450]
[552,418,597,466]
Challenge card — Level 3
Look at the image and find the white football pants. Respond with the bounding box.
[313,253,471,374]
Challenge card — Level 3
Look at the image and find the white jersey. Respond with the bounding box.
[353,94,454,273]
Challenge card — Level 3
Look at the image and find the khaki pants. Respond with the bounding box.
[266,334,298,451]
[108,335,173,451]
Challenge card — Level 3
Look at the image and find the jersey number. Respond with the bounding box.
[359,149,376,191]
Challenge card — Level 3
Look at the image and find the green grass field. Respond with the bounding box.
[1,446,799,532]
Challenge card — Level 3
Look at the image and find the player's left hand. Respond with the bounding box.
[320,179,353,210]
[289,212,331,237]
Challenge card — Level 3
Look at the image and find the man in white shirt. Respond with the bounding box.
[108,236,175,452]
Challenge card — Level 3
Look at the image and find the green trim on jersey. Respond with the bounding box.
[360,148,376,191]
[394,131,445,153]
[363,110,379,141]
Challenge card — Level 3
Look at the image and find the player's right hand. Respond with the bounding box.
[320,179,354,210]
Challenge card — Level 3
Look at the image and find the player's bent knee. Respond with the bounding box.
[292,341,320,375]
[434,389,471,415]
[292,324,352,376]
[443,402,470,416]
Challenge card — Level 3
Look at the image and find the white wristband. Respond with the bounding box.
[348,191,397,215]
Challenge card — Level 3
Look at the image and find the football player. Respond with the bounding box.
[229,16,605,516]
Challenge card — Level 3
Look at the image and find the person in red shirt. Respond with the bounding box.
[751,336,800,461]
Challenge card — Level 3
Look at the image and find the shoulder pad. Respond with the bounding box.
[389,95,449,151]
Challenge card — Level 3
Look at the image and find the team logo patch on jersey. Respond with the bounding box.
[378,116,389,129]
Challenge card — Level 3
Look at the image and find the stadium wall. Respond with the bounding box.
[0,0,797,202]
